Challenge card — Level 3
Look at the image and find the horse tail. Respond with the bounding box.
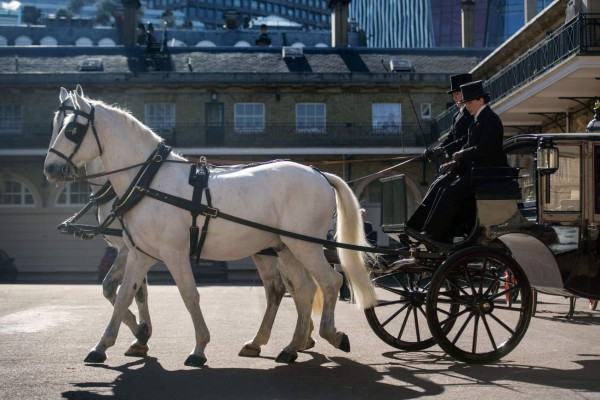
[312,284,324,315]
[322,172,376,309]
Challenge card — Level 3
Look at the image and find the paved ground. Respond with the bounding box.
[0,283,599,399]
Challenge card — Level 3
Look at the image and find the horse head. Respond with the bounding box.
[44,87,102,183]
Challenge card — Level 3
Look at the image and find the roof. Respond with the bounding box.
[0,46,490,86]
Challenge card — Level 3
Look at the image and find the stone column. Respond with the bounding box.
[329,0,351,48]
[461,0,475,48]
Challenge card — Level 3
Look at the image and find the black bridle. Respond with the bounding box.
[48,105,103,170]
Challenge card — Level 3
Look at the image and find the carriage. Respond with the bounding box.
[45,88,600,367]
[363,133,600,363]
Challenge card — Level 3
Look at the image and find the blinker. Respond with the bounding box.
[64,121,88,145]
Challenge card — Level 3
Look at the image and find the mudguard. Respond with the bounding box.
[497,233,568,296]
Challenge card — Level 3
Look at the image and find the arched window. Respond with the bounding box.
[315,42,328,47]
[291,42,305,48]
[234,40,251,47]
[0,35,7,46]
[195,40,216,47]
[98,38,116,47]
[75,37,93,47]
[55,181,92,207]
[0,179,35,207]
[40,36,58,46]
[15,36,32,46]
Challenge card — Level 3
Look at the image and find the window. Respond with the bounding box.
[420,103,432,120]
[234,103,264,134]
[507,146,536,220]
[372,103,401,134]
[0,180,34,207]
[543,145,581,212]
[0,104,23,135]
[296,103,326,134]
[56,181,92,207]
[144,103,175,135]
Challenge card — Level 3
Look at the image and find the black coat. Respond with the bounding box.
[457,105,508,175]
[442,108,473,156]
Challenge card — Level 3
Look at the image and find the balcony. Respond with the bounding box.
[431,13,600,137]
[2,122,433,152]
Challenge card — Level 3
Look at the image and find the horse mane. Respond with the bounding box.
[85,96,164,145]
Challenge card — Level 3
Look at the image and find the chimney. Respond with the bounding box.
[121,0,141,46]
[461,0,475,48]
[329,0,351,48]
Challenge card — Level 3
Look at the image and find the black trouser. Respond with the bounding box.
[421,175,471,239]
[407,173,454,231]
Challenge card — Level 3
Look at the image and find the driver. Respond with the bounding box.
[412,80,509,242]
[407,73,473,232]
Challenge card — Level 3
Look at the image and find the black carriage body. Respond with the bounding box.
[503,133,600,300]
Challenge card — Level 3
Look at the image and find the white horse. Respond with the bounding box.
[44,89,376,367]
[53,88,320,362]
[53,88,152,357]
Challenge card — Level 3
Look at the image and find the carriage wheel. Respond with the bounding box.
[364,266,459,351]
[590,299,598,311]
[426,247,533,364]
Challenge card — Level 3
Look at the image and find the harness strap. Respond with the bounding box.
[111,143,172,217]
[137,186,406,256]
[188,163,212,258]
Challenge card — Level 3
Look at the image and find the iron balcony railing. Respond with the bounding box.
[1,122,433,150]
[431,13,600,137]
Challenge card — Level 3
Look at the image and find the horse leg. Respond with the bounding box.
[284,242,348,352]
[163,252,210,367]
[239,254,286,357]
[85,253,152,364]
[126,274,151,357]
[101,246,151,357]
[273,248,319,363]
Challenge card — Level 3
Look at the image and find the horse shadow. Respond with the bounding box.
[61,352,445,400]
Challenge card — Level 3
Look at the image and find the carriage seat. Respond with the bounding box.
[471,167,521,200]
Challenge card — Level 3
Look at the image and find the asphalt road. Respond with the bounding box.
[0,283,599,399]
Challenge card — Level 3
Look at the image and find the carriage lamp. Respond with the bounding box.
[536,138,559,175]
[586,100,600,132]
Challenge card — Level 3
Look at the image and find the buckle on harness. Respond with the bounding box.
[203,206,219,218]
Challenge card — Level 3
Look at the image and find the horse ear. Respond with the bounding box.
[75,84,84,97]
[71,90,91,117]
[59,87,68,103]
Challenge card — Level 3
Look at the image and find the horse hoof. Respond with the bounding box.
[238,344,261,357]
[339,334,350,353]
[124,343,149,357]
[184,354,207,367]
[275,351,297,363]
[135,322,151,345]
[84,350,107,364]
[302,338,316,351]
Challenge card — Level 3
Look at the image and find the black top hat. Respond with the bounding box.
[458,80,489,103]
[447,73,473,94]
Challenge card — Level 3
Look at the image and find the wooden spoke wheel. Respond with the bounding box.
[426,247,533,363]
[364,265,458,351]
